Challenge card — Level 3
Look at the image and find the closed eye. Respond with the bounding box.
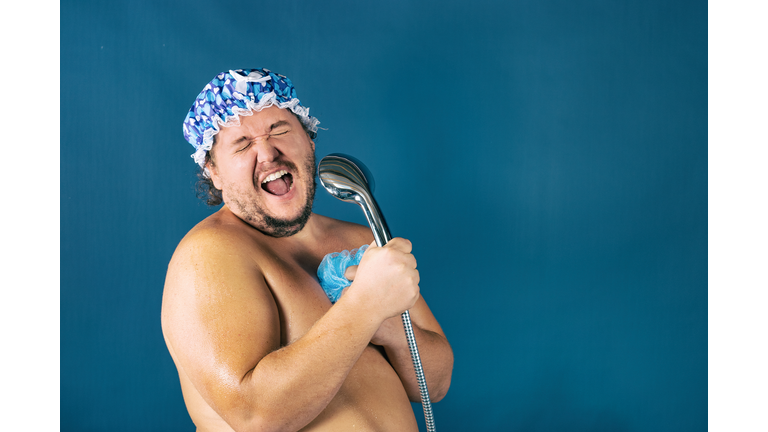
[269,120,291,137]
[236,141,252,153]
[270,128,290,137]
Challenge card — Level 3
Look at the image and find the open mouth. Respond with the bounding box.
[261,170,294,196]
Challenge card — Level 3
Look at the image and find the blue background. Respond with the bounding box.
[61,0,707,431]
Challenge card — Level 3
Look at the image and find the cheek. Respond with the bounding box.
[228,158,258,179]
[212,160,253,191]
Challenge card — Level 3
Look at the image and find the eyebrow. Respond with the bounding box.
[269,120,291,131]
[228,121,292,147]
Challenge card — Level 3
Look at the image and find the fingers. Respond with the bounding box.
[344,265,358,281]
[345,237,420,321]
[384,237,412,254]
[379,238,416,271]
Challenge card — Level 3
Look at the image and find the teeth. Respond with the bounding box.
[262,170,288,184]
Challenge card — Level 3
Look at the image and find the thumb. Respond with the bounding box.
[344,265,358,281]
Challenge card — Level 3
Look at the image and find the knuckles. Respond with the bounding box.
[366,237,416,267]
[353,238,420,316]
[389,237,413,253]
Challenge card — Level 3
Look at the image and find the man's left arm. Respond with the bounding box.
[342,244,453,403]
[370,295,454,402]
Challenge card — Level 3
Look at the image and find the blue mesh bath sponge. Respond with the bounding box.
[317,245,369,303]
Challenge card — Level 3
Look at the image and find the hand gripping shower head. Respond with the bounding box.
[318,153,437,432]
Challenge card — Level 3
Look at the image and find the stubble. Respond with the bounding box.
[228,153,317,238]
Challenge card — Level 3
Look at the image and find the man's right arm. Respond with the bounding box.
[161,230,419,432]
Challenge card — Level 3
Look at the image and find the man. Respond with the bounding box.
[162,68,453,432]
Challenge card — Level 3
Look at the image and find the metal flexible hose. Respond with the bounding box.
[401,310,436,431]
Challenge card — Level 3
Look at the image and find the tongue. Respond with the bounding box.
[264,177,290,196]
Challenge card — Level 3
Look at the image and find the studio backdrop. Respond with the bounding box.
[61,0,707,431]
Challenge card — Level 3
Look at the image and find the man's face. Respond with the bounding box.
[208,106,316,237]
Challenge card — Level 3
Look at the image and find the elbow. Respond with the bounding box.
[429,348,454,403]
[426,354,454,403]
[430,386,450,403]
[408,368,453,403]
[428,374,452,402]
[407,382,450,404]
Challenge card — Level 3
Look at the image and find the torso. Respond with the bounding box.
[163,209,419,431]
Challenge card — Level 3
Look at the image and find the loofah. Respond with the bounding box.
[316,245,369,303]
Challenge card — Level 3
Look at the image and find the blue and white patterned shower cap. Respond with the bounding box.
[182,68,319,172]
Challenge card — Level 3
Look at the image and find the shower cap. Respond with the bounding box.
[317,245,369,304]
[182,68,320,174]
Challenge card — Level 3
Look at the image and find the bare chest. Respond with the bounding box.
[259,250,339,346]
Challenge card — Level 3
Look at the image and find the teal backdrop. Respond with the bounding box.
[61,1,707,430]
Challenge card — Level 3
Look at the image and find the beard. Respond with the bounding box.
[227,152,317,238]
[258,174,316,237]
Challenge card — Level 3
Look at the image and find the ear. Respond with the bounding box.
[206,159,223,190]
[307,131,315,152]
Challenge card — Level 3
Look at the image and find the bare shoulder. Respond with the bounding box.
[311,213,374,249]
[165,209,274,280]
[161,210,280,404]
[163,215,260,303]
[162,209,274,321]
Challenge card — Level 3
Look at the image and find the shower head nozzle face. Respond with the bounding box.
[318,153,376,203]
[318,153,391,246]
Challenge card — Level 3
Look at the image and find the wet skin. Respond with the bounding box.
[161,107,453,431]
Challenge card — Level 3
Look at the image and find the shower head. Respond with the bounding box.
[317,153,375,202]
[318,153,391,246]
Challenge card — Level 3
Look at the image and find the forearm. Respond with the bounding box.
[381,318,454,402]
[240,296,380,431]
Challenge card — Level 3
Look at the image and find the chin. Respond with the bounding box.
[259,215,310,238]
[248,194,315,238]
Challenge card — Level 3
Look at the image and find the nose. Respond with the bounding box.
[252,135,281,164]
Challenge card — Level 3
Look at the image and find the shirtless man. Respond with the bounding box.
[161,69,454,432]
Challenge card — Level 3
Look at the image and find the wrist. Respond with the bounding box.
[371,315,408,347]
[333,287,386,336]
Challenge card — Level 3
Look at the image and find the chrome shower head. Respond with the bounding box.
[318,153,391,246]
[317,153,375,201]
